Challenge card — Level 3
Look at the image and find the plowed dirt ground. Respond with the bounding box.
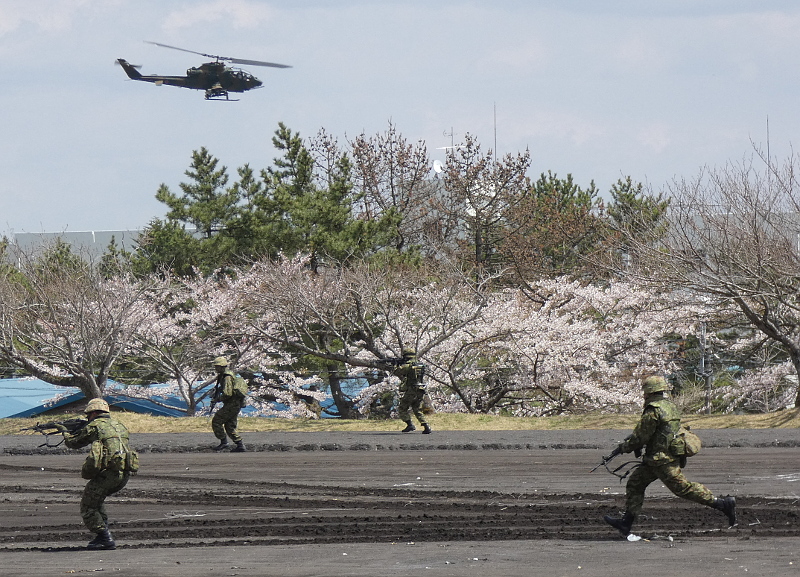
[1,428,798,576]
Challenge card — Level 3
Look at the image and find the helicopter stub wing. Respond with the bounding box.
[137,75,191,88]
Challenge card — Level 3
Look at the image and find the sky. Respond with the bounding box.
[3,0,800,235]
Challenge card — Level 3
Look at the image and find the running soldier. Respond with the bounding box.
[603,375,737,536]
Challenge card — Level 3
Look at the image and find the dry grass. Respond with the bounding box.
[3,408,799,436]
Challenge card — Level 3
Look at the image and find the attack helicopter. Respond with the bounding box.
[116,41,291,101]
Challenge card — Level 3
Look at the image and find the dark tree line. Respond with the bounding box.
[108,122,665,283]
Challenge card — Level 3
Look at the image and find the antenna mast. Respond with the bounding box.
[494,102,497,156]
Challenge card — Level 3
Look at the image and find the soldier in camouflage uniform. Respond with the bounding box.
[394,347,432,434]
[211,356,247,452]
[58,398,134,551]
[603,375,737,536]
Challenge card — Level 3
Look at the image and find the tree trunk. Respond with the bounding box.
[326,364,360,419]
[789,350,800,408]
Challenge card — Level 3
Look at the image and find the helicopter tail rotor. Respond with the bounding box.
[115,58,143,80]
[114,59,141,69]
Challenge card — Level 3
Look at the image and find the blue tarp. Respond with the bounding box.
[0,378,187,418]
[0,378,80,419]
[1,377,371,419]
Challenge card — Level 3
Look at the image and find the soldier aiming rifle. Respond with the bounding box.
[48,398,138,551]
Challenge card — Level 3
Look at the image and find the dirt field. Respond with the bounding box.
[1,428,799,576]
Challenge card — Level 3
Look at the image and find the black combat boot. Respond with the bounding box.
[231,440,247,452]
[401,421,416,433]
[711,496,737,527]
[422,424,432,434]
[87,528,116,551]
[213,440,229,451]
[603,511,635,536]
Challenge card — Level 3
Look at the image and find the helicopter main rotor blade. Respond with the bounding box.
[228,57,292,69]
[146,41,291,68]
[145,41,216,60]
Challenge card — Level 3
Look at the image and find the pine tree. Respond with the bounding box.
[133,148,238,276]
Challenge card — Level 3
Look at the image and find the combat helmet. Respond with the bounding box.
[401,347,416,358]
[641,375,669,395]
[213,356,229,367]
[85,398,110,414]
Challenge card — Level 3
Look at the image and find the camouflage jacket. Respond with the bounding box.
[64,414,132,475]
[619,395,681,465]
[214,369,248,401]
[394,360,426,392]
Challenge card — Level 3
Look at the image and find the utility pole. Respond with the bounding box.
[699,323,713,414]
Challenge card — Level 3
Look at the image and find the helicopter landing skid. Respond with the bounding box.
[204,88,238,101]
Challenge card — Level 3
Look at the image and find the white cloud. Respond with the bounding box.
[509,109,606,148]
[636,122,672,154]
[0,0,99,36]
[483,37,549,74]
[162,0,277,31]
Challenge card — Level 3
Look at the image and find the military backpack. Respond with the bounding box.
[670,425,702,458]
[233,374,249,398]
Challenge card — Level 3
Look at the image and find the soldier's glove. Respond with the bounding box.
[53,424,69,433]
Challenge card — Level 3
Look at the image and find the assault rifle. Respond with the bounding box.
[208,381,223,412]
[591,438,641,480]
[20,418,88,448]
[590,446,622,473]
[381,357,405,368]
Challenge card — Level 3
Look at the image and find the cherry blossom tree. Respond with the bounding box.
[0,244,733,417]
[122,270,325,417]
[614,153,800,406]
[718,361,797,413]
[383,277,706,416]
[233,255,708,416]
[234,255,494,417]
[0,246,157,399]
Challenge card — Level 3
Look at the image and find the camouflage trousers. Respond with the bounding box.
[81,469,130,533]
[398,386,427,425]
[625,461,714,516]
[212,399,245,443]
